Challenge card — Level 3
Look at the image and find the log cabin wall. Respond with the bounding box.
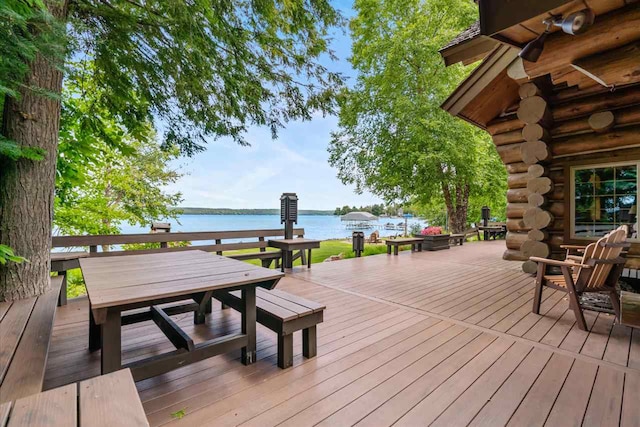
[487,82,640,270]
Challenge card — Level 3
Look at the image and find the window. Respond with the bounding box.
[571,162,638,240]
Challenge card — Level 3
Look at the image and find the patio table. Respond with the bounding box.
[79,250,283,380]
[268,238,321,271]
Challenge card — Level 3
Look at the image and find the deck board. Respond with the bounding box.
[44,240,639,426]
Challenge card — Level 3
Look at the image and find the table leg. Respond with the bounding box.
[307,249,312,268]
[89,309,101,352]
[387,245,391,255]
[57,272,67,307]
[241,287,257,365]
[394,245,399,256]
[101,309,122,374]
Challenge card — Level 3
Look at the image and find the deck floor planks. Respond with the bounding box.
[42,240,638,426]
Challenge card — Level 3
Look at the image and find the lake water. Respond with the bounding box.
[120,214,426,241]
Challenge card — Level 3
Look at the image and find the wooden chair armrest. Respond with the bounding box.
[529,257,591,269]
[560,245,587,250]
[585,256,627,266]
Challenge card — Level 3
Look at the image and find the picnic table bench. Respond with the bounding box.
[0,369,148,426]
[385,237,424,255]
[51,228,307,306]
[215,288,325,368]
[0,277,63,403]
[449,227,480,246]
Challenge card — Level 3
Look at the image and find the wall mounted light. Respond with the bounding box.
[519,9,595,63]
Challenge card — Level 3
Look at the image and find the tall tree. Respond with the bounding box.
[328,0,506,233]
[0,0,344,300]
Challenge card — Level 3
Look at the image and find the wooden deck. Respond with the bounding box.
[45,240,640,426]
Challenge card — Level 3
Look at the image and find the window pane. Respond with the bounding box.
[573,164,637,240]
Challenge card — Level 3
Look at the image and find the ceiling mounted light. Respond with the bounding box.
[519,9,595,63]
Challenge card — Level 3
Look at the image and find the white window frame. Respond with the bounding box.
[570,160,639,241]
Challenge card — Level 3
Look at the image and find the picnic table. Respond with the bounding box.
[268,238,321,271]
[79,250,283,380]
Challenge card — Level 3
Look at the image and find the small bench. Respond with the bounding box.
[50,251,89,306]
[0,276,63,403]
[385,237,424,255]
[450,227,481,246]
[214,288,325,368]
[0,368,148,426]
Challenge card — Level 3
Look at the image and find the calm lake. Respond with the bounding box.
[120,214,426,241]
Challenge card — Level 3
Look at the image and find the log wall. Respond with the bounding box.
[487,82,640,272]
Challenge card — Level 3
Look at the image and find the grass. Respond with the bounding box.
[61,240,408,298]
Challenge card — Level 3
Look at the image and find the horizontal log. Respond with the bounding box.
[527,177,553,195]
[517,96,552,126]
[522,260,538,274]
[520,140,550,165]
[553,104,640,137]
[527,164,548,178]
[507,172,529,189]
[589,111,616,133]
[506,232,529,250]
[547,202,564,217]
[553,84,640,122]
[527,193,546,207]
[503,249,529,261]
[571,41,640,88]
[549,169,564,184]
[486,114,523,135]
[506,203,528,219]
[507,162,529,174]
[522,124,549,142]
[528,229,548,242]
[519,82,542,99]
[507,218,530,232]
[549,185,564,201]
[552,124,640,157]
[493,129,524,146]
[521,240,550,258]
[496,142,524,164]
[524,207,553,229]
[523,5,640,80]
[507,188,529,203]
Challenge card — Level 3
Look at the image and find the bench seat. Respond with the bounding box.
[0,368,148,426]
[0,277,63,403]
[384,238,424,255]
[214,288,325,368]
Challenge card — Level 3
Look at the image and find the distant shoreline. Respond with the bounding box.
[171,207,335,216]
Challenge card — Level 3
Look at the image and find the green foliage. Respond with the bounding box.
[0,244,27,265]
[328,0,507,232]
[0,0,65,159]
[170,409,186,420]
[54,63,184,236]
[63,0,344,154]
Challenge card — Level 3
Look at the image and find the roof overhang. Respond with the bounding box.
[477,0,573,35]
[442,45,520,129]
[440,35,499,67]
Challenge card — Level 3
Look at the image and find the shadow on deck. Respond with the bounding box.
[45,240,640,426]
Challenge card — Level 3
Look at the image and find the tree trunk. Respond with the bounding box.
[0,2,67,301]
[442,182,470,234]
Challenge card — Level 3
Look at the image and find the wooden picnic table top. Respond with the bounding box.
[268,238,321,250]
[80,250,284,311]
[50,251,89,262]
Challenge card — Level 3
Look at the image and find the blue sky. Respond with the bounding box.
[166,1,383,211]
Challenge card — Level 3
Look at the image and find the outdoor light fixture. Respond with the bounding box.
[519,9,595,63]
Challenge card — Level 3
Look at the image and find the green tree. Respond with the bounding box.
[55,62,183,245]
[1,0,344,300]
[328,0,506,233]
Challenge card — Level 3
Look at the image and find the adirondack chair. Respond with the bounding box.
[561,225,629,263]
[530,228,630,330]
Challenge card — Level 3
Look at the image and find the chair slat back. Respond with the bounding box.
[579,229,626,289]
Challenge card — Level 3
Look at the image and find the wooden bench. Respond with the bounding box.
[0,368,148,426]
[384,237,424,255]
[0,277,63,403]
[449,227,480,246]
[214,288,325,368]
